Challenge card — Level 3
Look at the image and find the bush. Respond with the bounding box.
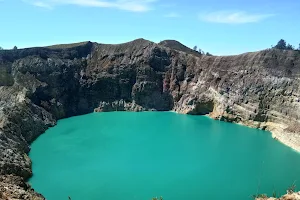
[274,39,287,49]
[273,39,295,50]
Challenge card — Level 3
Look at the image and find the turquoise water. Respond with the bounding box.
[29,112,300,200]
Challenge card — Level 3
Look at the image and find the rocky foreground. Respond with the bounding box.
[0,39,300,199]
[256,192,300,200]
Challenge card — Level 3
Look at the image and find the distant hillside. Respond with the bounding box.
[46,41,91,49]
[159,40,202,56]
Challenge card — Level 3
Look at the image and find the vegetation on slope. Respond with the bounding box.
[45,41,91,49]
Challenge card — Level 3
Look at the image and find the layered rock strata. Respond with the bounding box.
[0,39,300,198]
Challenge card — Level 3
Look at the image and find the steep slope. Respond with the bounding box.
[0,39,300,198]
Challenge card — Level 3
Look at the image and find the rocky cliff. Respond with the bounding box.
[0,39,300,199]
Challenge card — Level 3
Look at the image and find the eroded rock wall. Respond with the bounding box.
[0,39,300,198]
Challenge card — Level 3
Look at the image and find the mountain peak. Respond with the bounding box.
[159,40,201,56]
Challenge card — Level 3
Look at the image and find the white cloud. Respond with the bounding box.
[23,0,157,12]
[31,1,52,9]
[199,11,274,24]
[164,12,180,18]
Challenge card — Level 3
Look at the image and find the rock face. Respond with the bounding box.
[0,39,300,198]
[0,175,44,200]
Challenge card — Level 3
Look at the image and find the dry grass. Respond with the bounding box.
[46,41,90,49]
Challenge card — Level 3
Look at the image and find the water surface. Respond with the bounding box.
[29,112,300,200]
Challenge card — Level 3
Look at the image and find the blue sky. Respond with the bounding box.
[0,0,299,55]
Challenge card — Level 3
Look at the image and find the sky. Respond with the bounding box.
[0,0,299,55]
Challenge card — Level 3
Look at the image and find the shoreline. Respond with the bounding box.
[240,121,300,153]
[269,127,300,153]
[2,111,299,199]
[1,38,300,200]
[94,110,300,152]
[25,110,300,200]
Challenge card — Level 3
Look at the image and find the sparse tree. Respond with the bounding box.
[274,39,287,50]
[286,44,294,50]
[206,52,213,56]
[0,47,3,50]
[13,46,17,50]
[197,48,205,54]
[298,43,300,50]
[192,45,210,55]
